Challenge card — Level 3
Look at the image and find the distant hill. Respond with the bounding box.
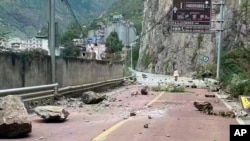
[100,0,145,35]
[0,0,117,38]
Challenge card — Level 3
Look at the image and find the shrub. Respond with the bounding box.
[229,74,250,97]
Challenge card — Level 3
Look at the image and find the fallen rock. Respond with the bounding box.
[193,101,213,114]
[148,115,152,119]
[0,95,32,138]
[226,111,236,118]
[131,91,139,96]
[34,106,69,122]
[130,112,136,116]
[205,94,216,98]
[144,124,149,128]
[141,86,149,95]
[191,84,197,88]
[142,74,148,78]
[81,91,106,104]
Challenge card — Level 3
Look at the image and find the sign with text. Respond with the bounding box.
[239,96,250,110]
[171,0,212,33]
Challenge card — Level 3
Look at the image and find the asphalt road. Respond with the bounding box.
[1,85,238,141]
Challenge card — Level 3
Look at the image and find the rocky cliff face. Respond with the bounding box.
[137,0,247,76]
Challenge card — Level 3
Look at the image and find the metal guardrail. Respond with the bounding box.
[0,83,58,96]
[0,77,128,112]
[0,83,59,112]
[58,77,126,96]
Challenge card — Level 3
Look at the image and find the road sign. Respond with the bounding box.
[239,96,250,110]
[203,56,209,62]
[171,0,212,33]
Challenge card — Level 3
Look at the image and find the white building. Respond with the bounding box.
[4,37,60,56]
[7,38,25,50]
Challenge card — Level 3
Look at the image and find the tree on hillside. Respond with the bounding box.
[60,22,83,57]
[105,31,123,53]
[37,26,48,37]
[60,22,84,45]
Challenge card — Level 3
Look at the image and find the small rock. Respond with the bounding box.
[144,124,149,128]
[39,137,46,140]
[148,116,152,119]
[205,94,215,98]
[131,91,139,96]
[166,134,171,137]
[109,97,117,102]
[141,86,149,95]
[130,112,136,116]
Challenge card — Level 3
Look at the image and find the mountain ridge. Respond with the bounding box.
[0,0,117,38]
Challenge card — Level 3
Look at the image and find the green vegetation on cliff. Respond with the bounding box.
[220,0,250,97]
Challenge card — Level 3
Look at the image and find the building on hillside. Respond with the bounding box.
[7,38,24,50]
[22,37,43,49]
[112,14,124,23]
[104,22,137,47]
[4,36,60,56]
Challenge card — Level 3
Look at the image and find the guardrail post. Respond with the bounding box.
[54,83,59,95]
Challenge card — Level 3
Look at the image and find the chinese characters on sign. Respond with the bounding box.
[171,0,212,33]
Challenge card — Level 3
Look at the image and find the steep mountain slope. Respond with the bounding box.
[101,0,145,34]
[0,0,117,38]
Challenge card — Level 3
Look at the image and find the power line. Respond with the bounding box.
[61,0,85,35]
[129,9,172,44]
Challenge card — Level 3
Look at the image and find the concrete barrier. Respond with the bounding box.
[0,53,123,89]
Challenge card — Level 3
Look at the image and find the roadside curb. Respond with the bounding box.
[215,93,248,125]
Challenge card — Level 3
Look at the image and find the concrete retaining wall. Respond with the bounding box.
[0,53,123,89]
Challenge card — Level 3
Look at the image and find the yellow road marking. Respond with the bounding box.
[146,92,164,107]
[92,92,164,141]
[92,118,131,141]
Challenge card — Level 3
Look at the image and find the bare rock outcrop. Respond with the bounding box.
[0,95,32,138]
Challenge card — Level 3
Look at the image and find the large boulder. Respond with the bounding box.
[34,106,69,122]
[193,101,213,114]
[81,91,106,104]
[0,95,32,138]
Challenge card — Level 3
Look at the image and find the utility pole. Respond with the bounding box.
[126,21,132,69]
[49,0,56,83]
[214,1,224,80]
[131,42,133,69]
